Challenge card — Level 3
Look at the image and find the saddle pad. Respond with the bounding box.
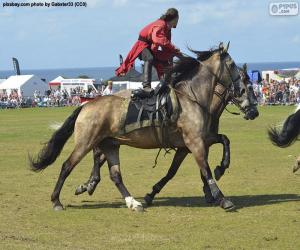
[119,88,179,135]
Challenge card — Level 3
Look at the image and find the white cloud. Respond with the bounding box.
[292,35,300,44]
[0,12,12,17]
[113,0,128,7]
[85,0,127,8]
[184,1,239,25]
[86,0,106,8]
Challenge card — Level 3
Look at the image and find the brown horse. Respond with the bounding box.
[30,42,258,212]
[75,63,259,205]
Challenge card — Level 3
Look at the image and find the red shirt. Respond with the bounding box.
[115,19,178,79]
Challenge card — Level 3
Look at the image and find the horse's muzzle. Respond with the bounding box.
[244,107,259,120]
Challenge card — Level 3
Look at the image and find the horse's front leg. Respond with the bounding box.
[207,134,231,181]
[144,147,189,206]
[75,147,106,195]
[183,134,235,211]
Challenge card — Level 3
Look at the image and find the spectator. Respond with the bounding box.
[102,81,114,96]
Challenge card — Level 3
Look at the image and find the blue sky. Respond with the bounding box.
[0,0,299,70]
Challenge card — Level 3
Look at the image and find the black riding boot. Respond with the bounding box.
[153,79,168,96]
[132,61,154,99]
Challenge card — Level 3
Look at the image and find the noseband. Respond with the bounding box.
[173,53,249,115]
[196,55,248,115]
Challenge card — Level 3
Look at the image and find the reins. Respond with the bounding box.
[176,52,245,115]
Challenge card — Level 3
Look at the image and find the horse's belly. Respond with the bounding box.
[114,127,184,149]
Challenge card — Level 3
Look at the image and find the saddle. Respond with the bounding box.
[118,87,179,145]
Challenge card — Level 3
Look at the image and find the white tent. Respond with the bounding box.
[295,70,300,80]
[49,76,64,87]
[60,78,98,94]
[0,75,48,97]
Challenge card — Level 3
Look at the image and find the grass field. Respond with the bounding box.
[0,106,299,250]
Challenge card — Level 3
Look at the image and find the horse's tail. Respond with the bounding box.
[268,109,300,148]
[29,106,83,172]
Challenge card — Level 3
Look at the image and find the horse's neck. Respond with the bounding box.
[209,83,230,117]
[188,63,220,108]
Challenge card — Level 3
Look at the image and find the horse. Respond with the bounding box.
[74,63,259,205]
[268,107,300,173]
[30,42,258,212]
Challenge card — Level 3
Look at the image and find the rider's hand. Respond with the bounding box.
[174,46,181,54]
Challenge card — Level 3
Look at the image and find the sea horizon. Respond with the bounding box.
[1,61,299,82]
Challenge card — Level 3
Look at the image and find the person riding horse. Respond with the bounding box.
[115,8,182,99]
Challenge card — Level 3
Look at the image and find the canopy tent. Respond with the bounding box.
[247,70,262,83]
[262,70,290,82]
[60,78,98,94]
[109,68,159,91]
[49,76,64,86]
[295,70,300,80]
[0,75,48,97]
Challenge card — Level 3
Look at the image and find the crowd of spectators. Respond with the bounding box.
[0,87,101,109]
[1,78,300,109]
[253,78,300,105]
[0,90,23,108]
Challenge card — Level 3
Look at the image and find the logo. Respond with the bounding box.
[269,2,299,16]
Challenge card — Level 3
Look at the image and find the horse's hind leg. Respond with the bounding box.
[101,142,143,212]
[51,144,92,210]
[75,147,106,196]
[144,148,189,206]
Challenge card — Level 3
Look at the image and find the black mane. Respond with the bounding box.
[168,47,221,85]
[191,47,221,61]
[168,56,199,85]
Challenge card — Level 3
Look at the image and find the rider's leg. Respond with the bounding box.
[131,49,154,98]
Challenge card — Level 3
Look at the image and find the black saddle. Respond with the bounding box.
[124,88,177,131]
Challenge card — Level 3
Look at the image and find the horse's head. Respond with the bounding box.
[235,63,259,120]
[194,42,242,97]
[199,42,258,120]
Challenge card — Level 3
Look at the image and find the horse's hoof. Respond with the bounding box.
[87,183,97,196]
[214,166,223,181]
[75,184,87,195]
[144,194,153,206]
[53,204,64,211]
[133,205,144,212]
[220,198,236,212]
[293,164,300,173]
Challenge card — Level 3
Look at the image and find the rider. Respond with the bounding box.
[115,8,182,98]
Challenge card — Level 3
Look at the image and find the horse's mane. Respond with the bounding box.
[168,47,222,86]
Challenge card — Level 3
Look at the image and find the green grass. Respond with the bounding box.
[0,106,299,250]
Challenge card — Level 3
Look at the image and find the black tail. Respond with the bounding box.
[29,106,83,172]
[268,109,300,148]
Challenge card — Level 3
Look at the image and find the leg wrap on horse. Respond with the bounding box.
[207,179,223,201]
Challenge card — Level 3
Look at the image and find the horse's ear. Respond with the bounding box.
[224,41,230,53]
[243,63,247,71]
[219,42,224,51]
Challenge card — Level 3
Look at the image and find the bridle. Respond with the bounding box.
[175,52,247,115]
